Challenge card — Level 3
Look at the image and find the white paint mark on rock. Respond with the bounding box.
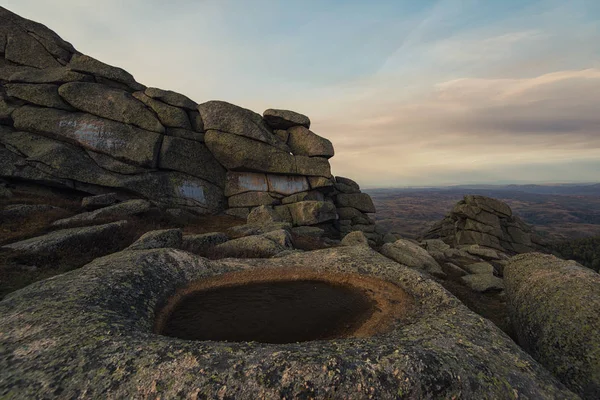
[178,182,206,205]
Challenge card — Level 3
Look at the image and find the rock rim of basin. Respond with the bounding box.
[0,246,577,399]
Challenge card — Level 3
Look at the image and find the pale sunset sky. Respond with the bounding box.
[5,0,600,187]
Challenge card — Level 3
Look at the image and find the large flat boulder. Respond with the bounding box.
[286,200,337,226]
[1,220,127,256]
[0,246,575,398]
[335,193,376,213]
[287,126,334,158]
[133,91,191,129]
[380,239,445,276]
[12,106,162,168]
[199,101,289,151]
[51,199,152,227]
[58,82,164,133]
[4,83,72,110]
[505,253,600,399]
[145,87,197,110]
[224,172,268,197]
[68,54,140,88]
[262,108,310,129]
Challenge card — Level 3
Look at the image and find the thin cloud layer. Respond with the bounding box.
[3,0,599,187]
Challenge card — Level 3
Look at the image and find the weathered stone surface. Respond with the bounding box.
[444,262,469,276]
[0,246,574,399]
[205,130,295,173]
[335,176,360,190]
[505,253,600,399]
[267,174,309,196]
[281,190,324,205]
[461,244,501,259]
[461,274,505,292]
[465,194,512,217]
[308,176,334,190]
[341,231,369,247]
[145,87,197,110]
[262,109,310,129]
[211,233,288,258]
[228,191,278,208]
[68,54,140,87]
[0,204,63,221]
[81,193,118,210]
[126,228,182,251]
[12,106,162,167]
[158,136,225,185]
[383,232,398,243]
[286,201,337,226]
[85,150,148,175]
[181,232,229,255]
[188,110,204,132]
[6,66,91,84]
[463,261,494,275]
[335,181,361,194]
[247,205,286,225]
[51,199,151,227]
[336,193,376,213]
[262,228,293,248]
[59,82,164,133]
[287,126,334,158]
[166,127,204,142]
[456,230,503,251]
[1,220,127,255]
[4,83,72,110]
[290,226,325,238]
[226,222,292,238]
[380,239,445,276]
[421,239,451,252]
[133,91,191,129]
[295,156,332,177]
[274,129,289,143]
[0,99,15,123]
[224,207,250,219]
[199,101,289,151]
[5,30,61,69]
[336,207,363,220]
[224,172,268,197]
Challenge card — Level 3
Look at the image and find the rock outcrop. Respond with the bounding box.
[0,6,382,240]
[505,253,600,399]
[0,246,577,399]
[423,195,543,254]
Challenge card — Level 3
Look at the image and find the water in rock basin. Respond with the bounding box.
[160,280,375,343]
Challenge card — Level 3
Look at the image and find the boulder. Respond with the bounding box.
[294,155,332,177]
[287,126,334,158]
[7,66,91,84]
[380,239,445,276]
[1,220,127,256]
[68,54,140,88]
[224,207,250,220]
[58,82,164,133]
[4,83,72,110]
[158,136,226,185]
[133,91,191,129]
[383,232,398,243]
[421,239,451,252]
[247,205,286,225]
[81,193,118,210]
[144,87,197,110]
[199,101,289,151]
[12,106,162,168]
[180,232,229,255]
[51,199,151,227]
[226,222,291,239]
[0,204,64,221]
[335,176,360,190]
[444,262,469,276]
[188,110,204,132]
[205,130,295,174]
[290,226,325,238]
[262,109,310,129]
[228,191,279,208]
[335,193,376,213]
[308,176,334,190]
[341,231,370,247]
[505,253,600,399]
[281,190,324,205]
[5,30,61,69]
[463,262,494,275]
[126,229,182,251]
[262,229,293,248]
[461,244,501,259]
[266,174,309,196]
[286,201,337,226]
[211,234,287,258]
[165,127,204,142]
[224,172,268,197]
[461,274,505,292]
[465,194,512,217]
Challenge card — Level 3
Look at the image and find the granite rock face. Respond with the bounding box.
[0,246,577,399]
[423,195,544,255]
[505,253,600,399]
[0,5,384,231]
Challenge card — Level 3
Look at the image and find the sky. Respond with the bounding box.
[4,0,600,188]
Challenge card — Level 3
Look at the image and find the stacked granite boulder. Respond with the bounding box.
[332,177,380,244]
[0,6,380,239]
[422,195,544,254]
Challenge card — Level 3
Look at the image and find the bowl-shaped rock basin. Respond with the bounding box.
[0,246,577,399]
[155,269,411,344]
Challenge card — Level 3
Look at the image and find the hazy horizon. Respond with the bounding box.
[4,0,600,188]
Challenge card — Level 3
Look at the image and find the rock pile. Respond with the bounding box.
[423,195,544,254]
[0,6,380,241]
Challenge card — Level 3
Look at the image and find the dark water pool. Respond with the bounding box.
[160,280,375,343]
